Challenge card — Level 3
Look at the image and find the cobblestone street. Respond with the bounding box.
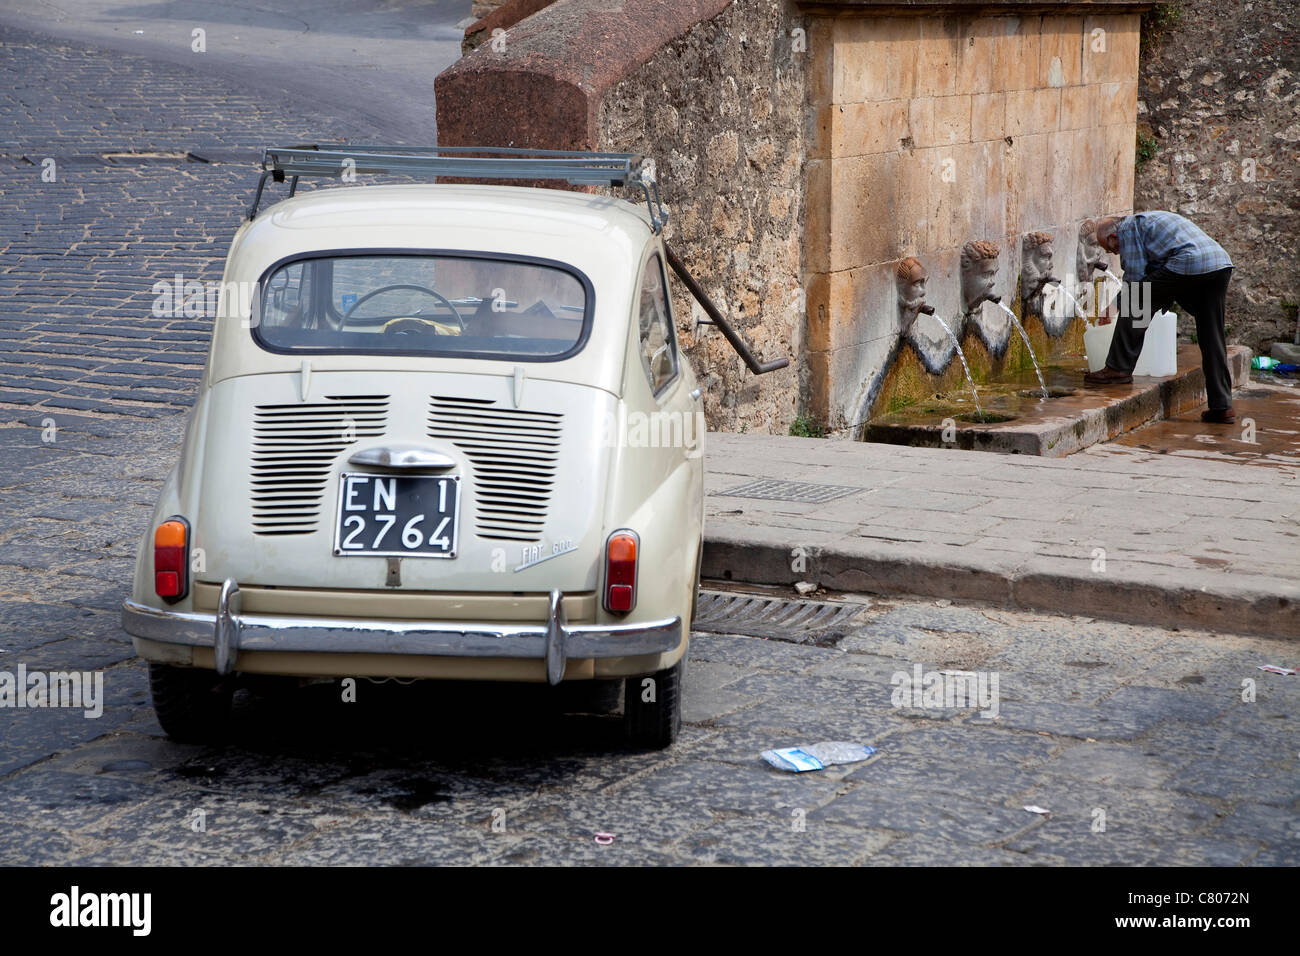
[1,398,1296,865]
[0,21,402,416]
[0,11,1296,867]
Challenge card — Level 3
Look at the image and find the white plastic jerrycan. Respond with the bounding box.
[1085,310,1178,377]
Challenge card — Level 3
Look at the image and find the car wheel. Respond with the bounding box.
[623,657,683,749]
[148,662,234,743]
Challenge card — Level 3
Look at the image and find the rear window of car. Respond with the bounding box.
[252,252,591,360]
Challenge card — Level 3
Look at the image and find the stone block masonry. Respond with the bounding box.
[802,6,1144,432]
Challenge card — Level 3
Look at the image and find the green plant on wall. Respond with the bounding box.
[789,414,825,438]
[1141,2,1185,52]
[1136,130,1159,168]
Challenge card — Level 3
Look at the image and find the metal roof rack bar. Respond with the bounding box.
[248,145,667,230]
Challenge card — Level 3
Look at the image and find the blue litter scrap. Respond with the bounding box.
[761,741,877,772]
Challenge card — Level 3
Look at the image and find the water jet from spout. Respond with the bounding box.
[931,315,984,420]
[1058,286,1093,329]
[996,301,1049,399]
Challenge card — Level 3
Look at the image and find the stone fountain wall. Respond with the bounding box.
[802,7,1142,431]
[437,0,1147,435]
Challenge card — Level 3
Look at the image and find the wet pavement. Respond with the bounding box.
[1114,381,1300,466]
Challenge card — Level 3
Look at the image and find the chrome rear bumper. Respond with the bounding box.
[122,580,681,685]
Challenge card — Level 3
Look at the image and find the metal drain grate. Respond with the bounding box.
[715,479,864,503]
[693,590,867,646]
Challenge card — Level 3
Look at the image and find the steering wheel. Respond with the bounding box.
[342,284,464,331]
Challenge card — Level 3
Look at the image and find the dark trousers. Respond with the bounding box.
[1105,266,1235,410]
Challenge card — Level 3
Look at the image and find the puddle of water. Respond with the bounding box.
[1112,385,1300,468]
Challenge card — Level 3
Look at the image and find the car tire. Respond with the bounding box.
[623,657,683,750]
[148,663,234,743]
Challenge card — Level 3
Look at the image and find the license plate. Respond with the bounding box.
[333,473,461,558]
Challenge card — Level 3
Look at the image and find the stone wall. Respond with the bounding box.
[598,0,805,433]
[439,0,805,434]
[437,0,1152,435]
[1135,0,1300,352]
[804,11,1141,431]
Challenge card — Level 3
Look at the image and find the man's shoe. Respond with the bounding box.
[1084,367,1133,386]
[1201,407,1236,424]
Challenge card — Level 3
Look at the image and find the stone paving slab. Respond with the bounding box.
[704,428,1300,640]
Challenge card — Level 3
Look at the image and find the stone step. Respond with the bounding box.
[1271,341,1300,363]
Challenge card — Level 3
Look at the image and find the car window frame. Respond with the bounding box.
[249,247,596,364]
[635,249,680,399]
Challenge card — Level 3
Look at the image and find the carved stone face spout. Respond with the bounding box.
[1076,219,1107,285]
[1021,232,1057,306]
[960,240,1000,316]
[895,257,931,335]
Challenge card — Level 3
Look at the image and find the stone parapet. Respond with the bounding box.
[438,1,733,151]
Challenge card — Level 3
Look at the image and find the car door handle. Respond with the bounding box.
[348,444,457,471]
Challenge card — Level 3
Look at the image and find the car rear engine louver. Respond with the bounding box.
[427,396,561,542]
[251,395,389,535]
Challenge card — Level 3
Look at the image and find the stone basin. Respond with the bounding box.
[860,345,1253,457]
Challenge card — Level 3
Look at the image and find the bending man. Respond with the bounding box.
[1084,211,1236,424]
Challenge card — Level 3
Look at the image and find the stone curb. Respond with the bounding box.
[703,519,1300,640]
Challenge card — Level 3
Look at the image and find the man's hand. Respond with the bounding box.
[1096,294,1116,325]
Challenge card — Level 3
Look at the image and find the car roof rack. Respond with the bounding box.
[247,144,668,231]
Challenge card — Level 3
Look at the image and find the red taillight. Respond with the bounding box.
[605,530,638,613]
[154,517,189,601]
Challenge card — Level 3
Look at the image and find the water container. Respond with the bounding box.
[1134,310,1177,377]
[1083,322,1113,372]
[1084,310,1178,376]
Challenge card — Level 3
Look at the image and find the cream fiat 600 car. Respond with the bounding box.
[123,147,785,749]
